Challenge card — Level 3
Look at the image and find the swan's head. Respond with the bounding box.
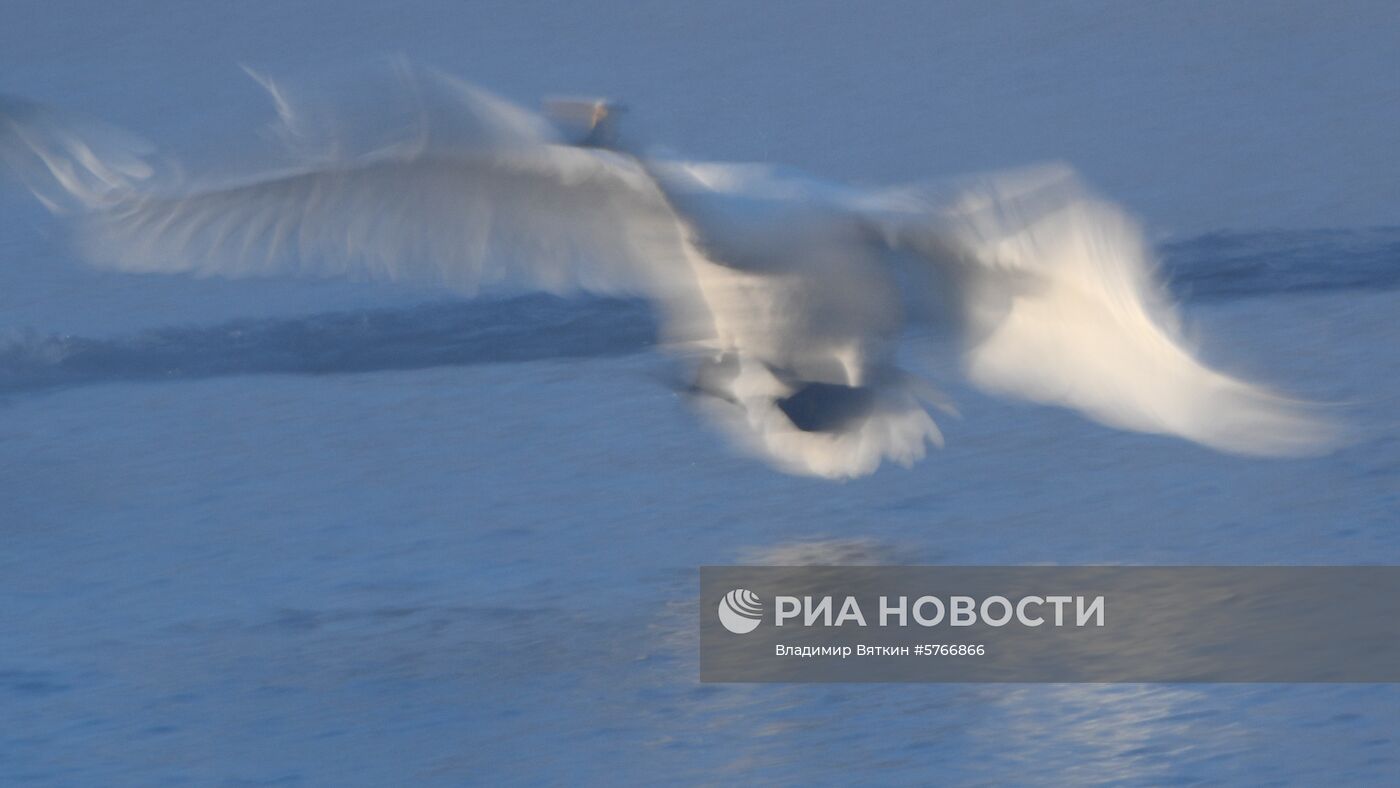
[543,98,626,149]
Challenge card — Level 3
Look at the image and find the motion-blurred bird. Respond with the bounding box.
[0,60,1333,477]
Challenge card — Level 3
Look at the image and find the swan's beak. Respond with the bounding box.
[543,98,626,148]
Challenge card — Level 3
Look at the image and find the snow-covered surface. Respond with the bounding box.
[1,2,1397,784]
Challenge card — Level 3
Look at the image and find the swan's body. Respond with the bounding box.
[0,62,1333,477]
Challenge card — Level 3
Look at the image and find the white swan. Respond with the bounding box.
[0,61,1334,478]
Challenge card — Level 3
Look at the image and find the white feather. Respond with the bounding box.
[0,64,1336,478]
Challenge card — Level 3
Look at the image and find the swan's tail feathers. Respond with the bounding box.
[928,168,1341,457]
[0,96,156,213]
[690,355,944,479]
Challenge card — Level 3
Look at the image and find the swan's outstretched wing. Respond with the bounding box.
[0,63,692,302]
[3,63,1337,475]
[873,165,1337,456]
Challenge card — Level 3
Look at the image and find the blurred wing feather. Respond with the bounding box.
[874,165,1337,456]
[2,61,692,299]
[75,147,688,298]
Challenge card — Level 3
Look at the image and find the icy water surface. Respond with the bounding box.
[2,1,1398,784]
[1,232,1397,785]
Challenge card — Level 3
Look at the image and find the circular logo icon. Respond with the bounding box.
[718,588,763,634]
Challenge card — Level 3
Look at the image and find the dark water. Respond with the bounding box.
[2,228,1395,399]
[1164,227,1400,300]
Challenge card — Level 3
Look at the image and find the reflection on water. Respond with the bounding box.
[986,684,1222,784]
[622,541,1399,784]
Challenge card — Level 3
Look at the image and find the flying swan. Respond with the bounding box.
[0,61,1334,478]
